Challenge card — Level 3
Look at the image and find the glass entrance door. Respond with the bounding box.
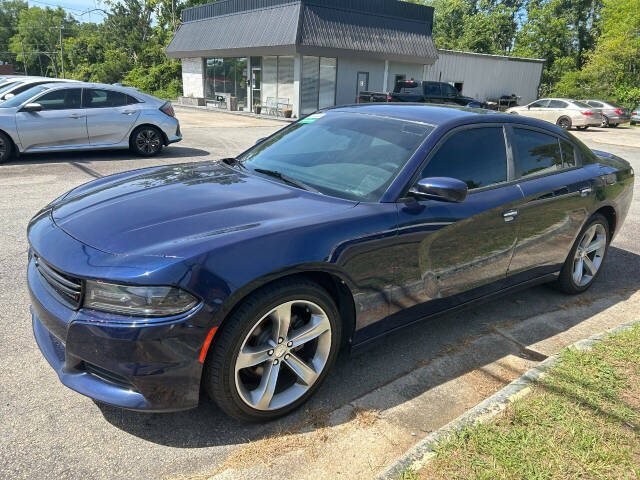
[250,57,262,112]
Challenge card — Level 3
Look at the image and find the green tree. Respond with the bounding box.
[554,0,640,106]
[0,0,26,65]
[9,6,76,77]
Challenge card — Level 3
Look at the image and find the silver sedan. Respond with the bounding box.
[0,82,181,163]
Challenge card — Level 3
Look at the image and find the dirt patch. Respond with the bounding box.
[350,407,379,427]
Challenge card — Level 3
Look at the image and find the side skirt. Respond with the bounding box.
[350,272,559,353]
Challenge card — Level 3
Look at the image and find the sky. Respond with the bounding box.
[27,0,108,22]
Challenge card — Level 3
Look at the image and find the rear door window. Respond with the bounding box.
[548,100,568,108]
[560,139,577,168]
[424,82,441,97]
[420,127,508,190]
[84,89,127,108]
[513,128,563,177]
[529,99,550,108]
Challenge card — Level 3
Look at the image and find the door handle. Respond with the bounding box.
[579,186,592,197]
[503,209,518,222]
[121,110,136,115]
[69,113,85,119]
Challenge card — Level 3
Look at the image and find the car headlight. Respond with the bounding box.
[84,280,198,317]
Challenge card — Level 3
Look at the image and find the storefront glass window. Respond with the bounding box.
[205,57,248,109]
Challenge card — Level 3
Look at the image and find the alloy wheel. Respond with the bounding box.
[558,118,571,130]
[572,223,607,287]
[601,116,609,128]
[234,300,332,411]
[135,128,161,154]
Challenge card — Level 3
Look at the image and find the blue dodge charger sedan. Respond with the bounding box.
[28,104,634,421]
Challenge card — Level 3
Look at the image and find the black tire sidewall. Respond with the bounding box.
[205,280,342,422]
[557,117,572,130]
[0,132,13,164]
[130,126,163,157]
[558,214,610,293]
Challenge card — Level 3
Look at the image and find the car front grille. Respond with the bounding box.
[34,254,82,308]
[83,362,136,391]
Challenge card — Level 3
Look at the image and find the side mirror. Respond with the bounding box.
[409,177,468,203]
[21,102,42,113]
[3,93,14,100]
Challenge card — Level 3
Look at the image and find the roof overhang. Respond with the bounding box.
[166,0,437,65]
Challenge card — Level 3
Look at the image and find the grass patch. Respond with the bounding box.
[414,324,640,480]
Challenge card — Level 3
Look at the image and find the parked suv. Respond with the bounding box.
[358,80,485,108]
[581,99,631,128]
[507,98,601,130]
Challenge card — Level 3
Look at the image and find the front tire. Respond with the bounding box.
[130,126,163,157]
[555,214,609,294]
[601,115,610,128]
[0,131,13,164]
[203,279,342,422]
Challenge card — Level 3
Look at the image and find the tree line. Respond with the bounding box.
[0,0,638,106]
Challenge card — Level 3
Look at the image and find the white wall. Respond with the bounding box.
[335,57,386,106]
[387,62,424,92]
[181,57,205,98]
[425,50,544,105]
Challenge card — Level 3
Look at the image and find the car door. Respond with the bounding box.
[506,126,595,284]
[424,82,444,104]
[523,99,550,120]
[388,125,523,323]
[546,99,569,124]
[83,88,141,145]
[16,87,87,151]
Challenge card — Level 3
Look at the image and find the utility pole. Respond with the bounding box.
[59,27,64,78]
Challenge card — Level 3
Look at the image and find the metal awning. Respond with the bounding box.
[166,0,438,64]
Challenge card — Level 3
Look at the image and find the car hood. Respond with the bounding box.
[51,162,357,257]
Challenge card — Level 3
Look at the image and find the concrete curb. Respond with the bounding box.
[375,319,640,480]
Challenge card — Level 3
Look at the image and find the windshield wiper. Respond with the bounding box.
[252,168,321,194]
[220,157,246,169]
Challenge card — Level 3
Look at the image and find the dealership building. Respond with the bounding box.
[166,0,545,118]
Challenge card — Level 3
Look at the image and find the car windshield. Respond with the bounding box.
[0,85,48,108]
[238,111,434,202]
[571,100,592,109]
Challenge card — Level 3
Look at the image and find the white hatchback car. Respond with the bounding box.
[0,82,181,163]
[507,98,602,130]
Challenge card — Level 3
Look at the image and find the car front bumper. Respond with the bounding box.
[28,254,206,412]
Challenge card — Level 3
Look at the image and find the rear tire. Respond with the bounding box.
[555,214,610,294]
[601,115,610,128]
[129,126,163,157]
[611,123,619,128]
[203,278,342,422]
[557,116,572,130]
[0,131,13,164]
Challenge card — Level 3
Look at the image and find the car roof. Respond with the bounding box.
[325,103,567,134]
[35,81,160,103]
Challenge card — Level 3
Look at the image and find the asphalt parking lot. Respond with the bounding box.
[1,108,638,480]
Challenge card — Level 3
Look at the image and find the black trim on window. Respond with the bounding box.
[401,123,513,199]
[507,123,583,183]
